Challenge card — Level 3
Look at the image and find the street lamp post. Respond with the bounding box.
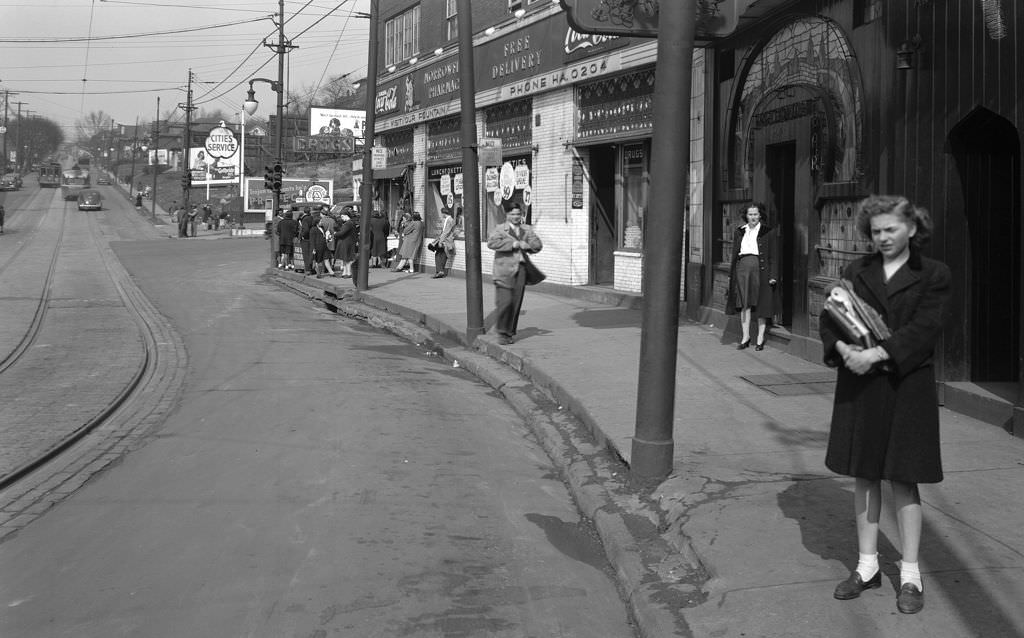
[242,77,283,221]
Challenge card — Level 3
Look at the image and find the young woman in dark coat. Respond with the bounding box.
[725,203,777,350]
[820,195,951,615]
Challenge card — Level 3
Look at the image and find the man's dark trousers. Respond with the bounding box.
[300,239,313,272]
[434,248,449,275]
[495,265,527,337]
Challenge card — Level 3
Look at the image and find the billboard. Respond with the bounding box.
[147,149,169,166]
[189,123,241,186]
[309,107,365,140]
[244,177,334,219]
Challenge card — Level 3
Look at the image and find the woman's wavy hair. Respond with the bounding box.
[740,202,769,225]
[855,195,933,249]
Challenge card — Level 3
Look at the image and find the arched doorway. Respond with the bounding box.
[949,108,1022,386]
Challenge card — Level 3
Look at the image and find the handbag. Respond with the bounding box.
[521,254,546,286]
[426,242,438,252]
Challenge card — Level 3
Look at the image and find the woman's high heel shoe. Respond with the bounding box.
[755,339,766,351]
[737,340,751,350]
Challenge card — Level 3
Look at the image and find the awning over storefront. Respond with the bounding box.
[373,165,411,180]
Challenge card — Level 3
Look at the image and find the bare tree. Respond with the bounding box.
[74,111,115,144]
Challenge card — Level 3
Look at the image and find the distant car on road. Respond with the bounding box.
[0,173,22,191]
[77,189,102,211]
[96,175,111,185]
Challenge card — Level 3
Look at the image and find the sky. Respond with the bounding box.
[0,0,370,138]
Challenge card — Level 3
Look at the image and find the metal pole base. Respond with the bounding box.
[630,437,674,480]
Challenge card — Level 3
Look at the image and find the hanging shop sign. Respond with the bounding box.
[479,137,503,166]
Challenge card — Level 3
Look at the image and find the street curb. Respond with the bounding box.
[268,270,706,638]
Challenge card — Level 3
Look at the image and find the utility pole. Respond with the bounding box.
[265,0,293,226]
[357,1,379,291]
[456,0,484,339]
[128,115,139,197]
[2,90,9,172]
[152,96,160,221]
[180,69,197,217]
[13,101,26,172]
[630,0,697,479]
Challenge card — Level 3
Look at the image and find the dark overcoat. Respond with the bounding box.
[368,214,391,258]
[310,225,328,261]
[819,249,951,483]
[725,223,778,318]
[333,220,357,261]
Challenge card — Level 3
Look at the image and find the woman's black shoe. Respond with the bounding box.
[834,571,882,600]
[755,341,765,351]
[737,340,751,350]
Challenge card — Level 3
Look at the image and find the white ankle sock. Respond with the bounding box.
[900,560,922,589]
[856,553,879,581]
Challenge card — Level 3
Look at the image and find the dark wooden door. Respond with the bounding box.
[589,146,616,286]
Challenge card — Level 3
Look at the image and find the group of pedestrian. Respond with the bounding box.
[724,194,950,615]
[273,205,359,278]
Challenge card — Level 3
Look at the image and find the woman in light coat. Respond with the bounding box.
[393,212,423,273]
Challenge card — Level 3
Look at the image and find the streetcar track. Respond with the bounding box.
[0,196,68,375]
[0,195,184,500]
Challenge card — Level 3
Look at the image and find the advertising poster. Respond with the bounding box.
[189,123,241,186]
[244,177,335,220]
[309,107,365,140]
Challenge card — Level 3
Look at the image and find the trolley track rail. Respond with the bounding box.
[0,192,186,515]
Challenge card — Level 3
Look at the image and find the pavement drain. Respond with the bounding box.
[739,371,836,396]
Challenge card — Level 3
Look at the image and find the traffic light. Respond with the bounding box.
[272,164,283,192]
[264,166,275,191]
[182,172,191,189]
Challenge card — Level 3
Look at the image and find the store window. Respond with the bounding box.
[426,165,464,238]
[385,5,420,67]
[483,156,532,233]
[621,142,648,250]
[482,99,533,235]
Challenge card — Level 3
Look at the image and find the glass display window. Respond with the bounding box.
[620,142,648,250]
[483,155,532,235]
[427,164,464,238]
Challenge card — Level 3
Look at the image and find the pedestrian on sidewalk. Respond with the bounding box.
[430,206,457,278]
[821,194,951,615]
[188,205,199,237]
[310,217,334,278]
[176,204,189,238]
[725,202,777,350]
[368,210,391,268]
[392,211,423,273]
[334,210,357,278]
[269,209,284,269]
[487,203,543,345]
[0,204,5,234]
[276,210,297,270]
[297,207,314,274]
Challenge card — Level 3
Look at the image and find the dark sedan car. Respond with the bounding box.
[77,189,103,211]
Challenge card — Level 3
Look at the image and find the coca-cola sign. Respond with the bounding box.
[563,28,628,61]
[375,85,399,115]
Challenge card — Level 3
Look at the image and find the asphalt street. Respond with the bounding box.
[0,235,636,638]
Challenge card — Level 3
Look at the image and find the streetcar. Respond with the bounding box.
[61,166,91,200]
[38,162,62,188]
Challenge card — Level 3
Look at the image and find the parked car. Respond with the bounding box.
[96,174,111,185]
[0,173,22,191]
[77,189,102,211]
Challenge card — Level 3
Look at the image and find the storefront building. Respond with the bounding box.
[700,1,1024,433]
[372,2,701,289]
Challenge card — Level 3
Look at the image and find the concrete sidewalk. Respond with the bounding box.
[272,265,1024,638]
